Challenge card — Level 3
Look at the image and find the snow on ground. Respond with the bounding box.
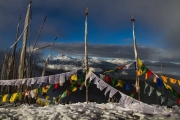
[0,102,180,120]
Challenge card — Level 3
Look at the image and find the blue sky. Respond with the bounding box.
[0,0,180,62]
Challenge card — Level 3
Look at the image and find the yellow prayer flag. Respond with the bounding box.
[71,74,78,81]
[163,82,172,91]
[116,80,124,87]
[153,76,156,83]
[178,80,180,86]
[169,78,177,84]
[138,58,143,67]
[72,87,77,92]
[46,96,50,100]
[70,74,78,84]
[2,94,8,102]
[161,76,168,83]
[9,93,18,103]
[34,89,38,94]
[44,101,49,106]
[137,69,143,76]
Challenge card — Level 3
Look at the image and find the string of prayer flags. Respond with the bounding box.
[169,78,177,84]
[161,76,168,83]
[148,86,154,96]
[116,80,124,87]
[90,72,164,113]
[145,69,153,80]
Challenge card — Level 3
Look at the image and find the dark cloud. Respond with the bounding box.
[36,42,180,62]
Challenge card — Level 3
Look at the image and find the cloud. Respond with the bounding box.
[35,42,180,62]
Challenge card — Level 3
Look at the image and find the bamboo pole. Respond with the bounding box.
[84,8,89,104]
[131,15,140,101]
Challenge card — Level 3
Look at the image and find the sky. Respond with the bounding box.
[0,0,180,63]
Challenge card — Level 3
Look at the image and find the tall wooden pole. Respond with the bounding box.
[18,1,31,79]
[12,15,21,79]
[131,16,140,101]
[84,8,89,104]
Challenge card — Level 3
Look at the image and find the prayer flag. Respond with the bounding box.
[169,78,177,84]
[161,76,168,83]
[145,69,153,80]
[116,80,124,87]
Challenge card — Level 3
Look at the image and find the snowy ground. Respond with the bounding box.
[0,102,180,120]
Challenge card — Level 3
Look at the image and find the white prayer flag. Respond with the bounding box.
[37,76,48,84]
[104,86,111,96]
[31,77,38,84]
[148,86,154,96]
[49,75,55,84]
[156,90,161,97]
[89,72,96,82]
[22,78,27,85]
[59,73,65,83]
[109,87,118,98]
[54,74,60,84]
[161,96,166,104]
[26,78,32,86]
[99,81,108,91]
[15,79,22,86]
[126,63,133,69]
[119,92,128,105]
[144,82,149,94]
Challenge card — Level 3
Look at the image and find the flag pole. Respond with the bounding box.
[84,7,89,104]
[131,15,140,101]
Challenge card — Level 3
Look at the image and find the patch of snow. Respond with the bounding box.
[0,103,179,120]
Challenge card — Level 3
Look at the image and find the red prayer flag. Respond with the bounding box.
[105,76,111,83]
[117,66,125,70]
[54,83,59,89]
[145,68,153,80]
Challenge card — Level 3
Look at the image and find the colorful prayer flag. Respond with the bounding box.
[116,80,124,87]
[145,69,153,80]
[161,76,168,83]
[138,58,143,67]
[169,78,177,84]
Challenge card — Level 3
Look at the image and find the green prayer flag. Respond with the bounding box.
[141,64,147,74]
